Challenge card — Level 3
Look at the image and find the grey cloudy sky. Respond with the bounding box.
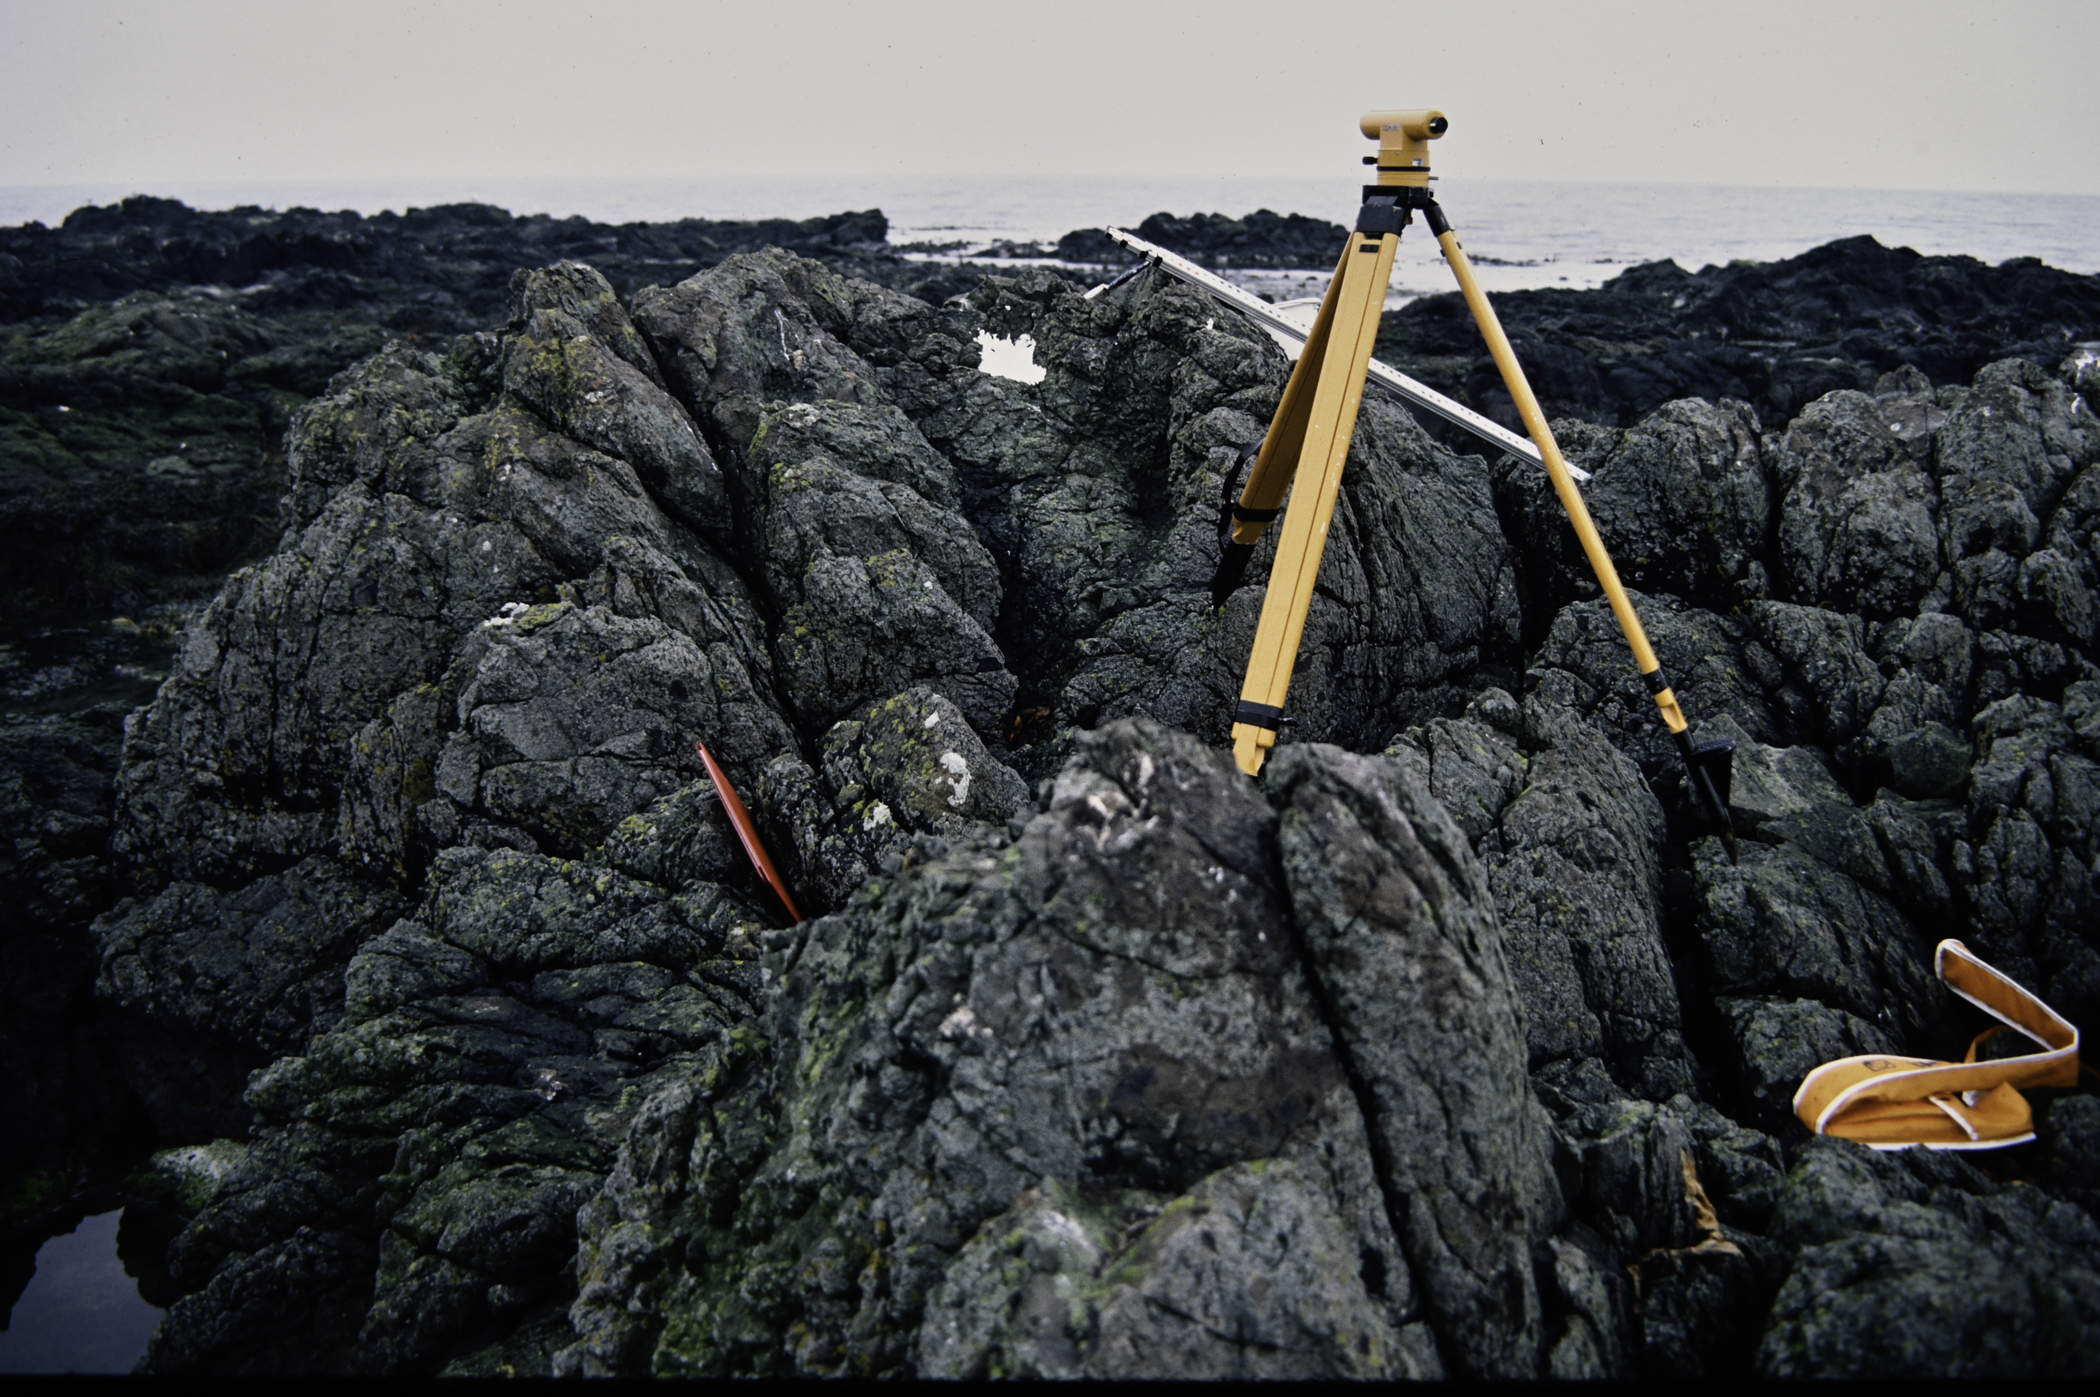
[3,0,2095,195]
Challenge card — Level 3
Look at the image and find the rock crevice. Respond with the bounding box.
[53,242,2100,1378]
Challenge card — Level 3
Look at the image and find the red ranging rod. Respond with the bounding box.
[695,741,803,923]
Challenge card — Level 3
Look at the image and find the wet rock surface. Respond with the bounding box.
[4,210,2100,1376]
[1048,210,1350,269]
[1381,235,2100,434]
[1,196,911,326]
[0,197,989,633]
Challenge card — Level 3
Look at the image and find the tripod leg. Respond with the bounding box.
[1211,240,1352,607]
[1229,228,1400,776]
[1427,202,1738,858]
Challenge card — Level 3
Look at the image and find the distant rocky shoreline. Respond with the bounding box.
[5,196,2093,630]
[3,197,2099,1377]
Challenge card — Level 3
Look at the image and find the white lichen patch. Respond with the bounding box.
[862,801,894,832]
[938,1003,993,1042]
[975,331,1047,384]
[939,751,971,808]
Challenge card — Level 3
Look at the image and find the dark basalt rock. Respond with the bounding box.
[1760,1139,2100,1377]
[1379,234,2100,433]
[1495,396,1775,626]
[93,856,407,1139]
[559,720,1586,1380]
[0,198,986,635]
[1053,210,1351,270]
[9,211,2100,1377]
[0,196,898,326]
[144,836,770,1375]
[1385,687,1697,1104]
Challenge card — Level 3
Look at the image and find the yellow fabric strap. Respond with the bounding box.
[1793,940,2080,1150]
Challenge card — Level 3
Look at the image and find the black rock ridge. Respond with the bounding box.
[3,210,2100,1377]
[1381,234,2100,433]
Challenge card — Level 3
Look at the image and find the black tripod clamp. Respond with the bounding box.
[1210,439,1268,609]
[1354,186,1452,239]
[1678,728,1742,862]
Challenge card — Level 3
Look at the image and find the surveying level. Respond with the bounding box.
[1211,108,1738,855]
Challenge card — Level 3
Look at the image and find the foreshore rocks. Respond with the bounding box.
[1049,210,1350,269]
[1381,234,2100,436]
[0,199,983,631]
[0,197,904,326]
[560,721,1540,1380]
[5,207,2100,1376]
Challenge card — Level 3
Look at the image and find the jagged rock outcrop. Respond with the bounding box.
[558,721,1584,1380]
[1497,397,1774,622]
[1050,210,1349,269]
[0,199,988,633]
[1381,235,2100,432]
[42,225,2100,1379]
[1385,687,1695,1104]
[80,246,1564,1374]
[93,857,407,1139]
[143,821,772,1375]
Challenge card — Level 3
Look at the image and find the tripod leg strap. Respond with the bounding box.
[1794,939,2079,1149]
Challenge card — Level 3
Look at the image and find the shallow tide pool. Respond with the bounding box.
[0,1211,162,1375]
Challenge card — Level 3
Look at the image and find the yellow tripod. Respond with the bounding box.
[1213,108,1737,853]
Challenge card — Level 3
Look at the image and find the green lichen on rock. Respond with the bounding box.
[66,232,2100,1381]
[133,1139,250,1215]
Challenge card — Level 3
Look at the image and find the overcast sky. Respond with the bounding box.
[3,0,2095,196]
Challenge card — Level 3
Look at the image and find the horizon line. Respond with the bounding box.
[4,173,2099,205]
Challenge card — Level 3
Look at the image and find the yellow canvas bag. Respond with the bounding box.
[1794,940,2080,1150]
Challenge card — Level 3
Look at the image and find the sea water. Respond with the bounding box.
[4,173,2098,298]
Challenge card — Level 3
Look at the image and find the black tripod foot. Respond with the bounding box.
[1210,542,1255,610]
[1676,731,1739,863]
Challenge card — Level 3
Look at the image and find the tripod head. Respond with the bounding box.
[1361,109,1447,187]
